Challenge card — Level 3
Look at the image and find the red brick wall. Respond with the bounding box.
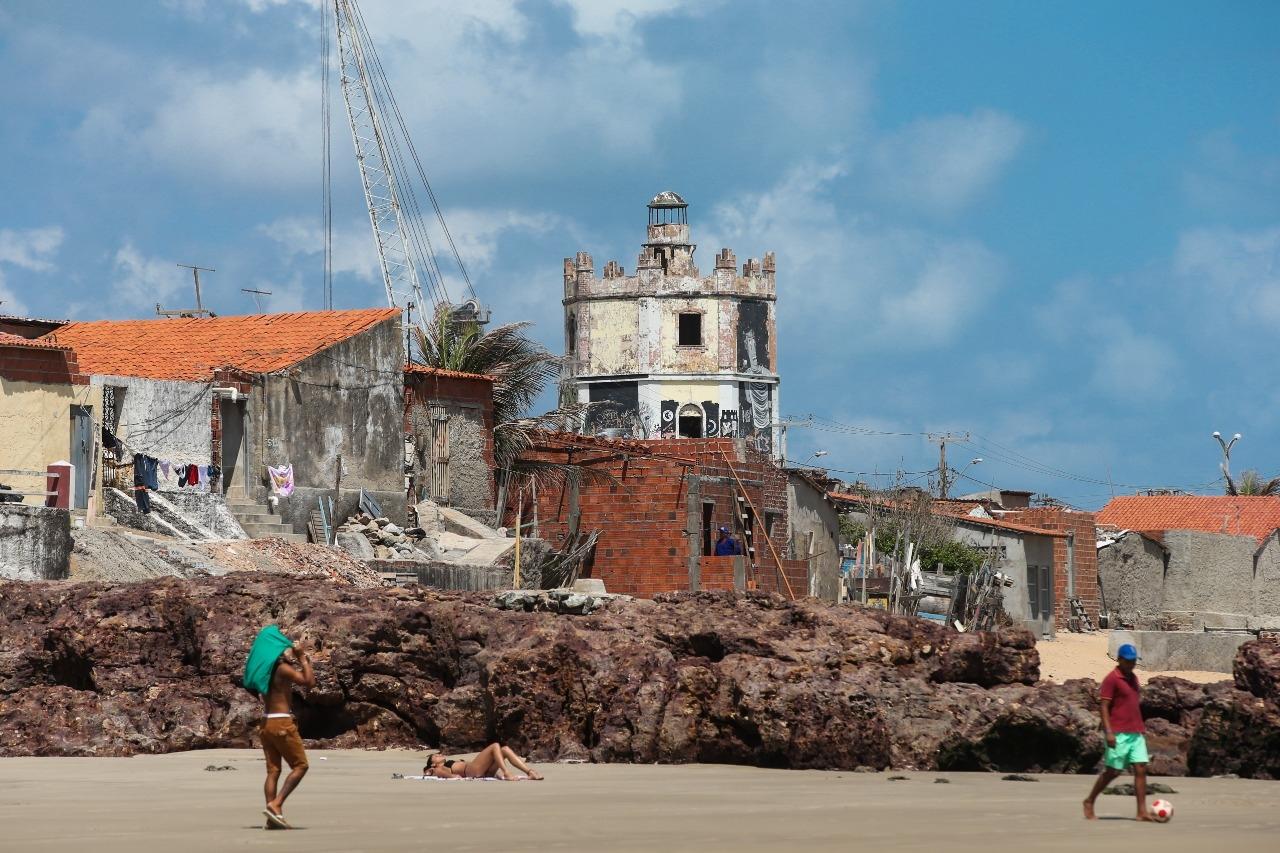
[510,436,795,599]
[0,346,88,385]
[1005,507,1099,629]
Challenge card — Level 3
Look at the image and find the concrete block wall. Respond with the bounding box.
[0,505,71,580]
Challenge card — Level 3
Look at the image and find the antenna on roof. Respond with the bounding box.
[157,264,217,318]
[240,288,273,311]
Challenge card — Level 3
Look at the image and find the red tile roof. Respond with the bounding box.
[0,331,70,351]
[43,309,400,381]
[1097,495,1280,543]
[404,363,493,382]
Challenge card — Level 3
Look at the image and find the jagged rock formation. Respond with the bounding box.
[1,576,1276,777]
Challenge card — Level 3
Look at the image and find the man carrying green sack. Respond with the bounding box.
[243,625,315,830]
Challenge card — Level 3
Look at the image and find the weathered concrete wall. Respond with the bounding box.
[1099,530,1280,629]
[0,505,71,580]
[0,377,102,503]
[97,375,213,483]
[249,319,405,532]
[786,473,841,602]
[1097,532,1167,628]
[1162,529,1256,616]
[1108,629,1250,673]
[368,559,514,591]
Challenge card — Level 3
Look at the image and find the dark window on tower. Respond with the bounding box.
[678,312,702,346]
[567,313,576,354]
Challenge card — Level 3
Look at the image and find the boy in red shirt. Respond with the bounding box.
[1083,643,1154,821]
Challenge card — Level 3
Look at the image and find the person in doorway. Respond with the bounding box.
[260,639,315,829]
[424,743,543,780]
[714,526,740,556]
[1083,643,1153,821]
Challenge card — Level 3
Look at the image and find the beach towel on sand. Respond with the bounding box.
[242,625,293,696]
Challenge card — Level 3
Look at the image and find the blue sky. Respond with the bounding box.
[2,1,1278,508]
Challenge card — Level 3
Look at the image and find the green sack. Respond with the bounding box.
[242,625,293,696]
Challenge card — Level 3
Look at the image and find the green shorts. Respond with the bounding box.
[1103,732,1149,770]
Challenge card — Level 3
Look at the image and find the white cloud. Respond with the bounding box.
[85,0,695,191]
[703,160,1005,350]
[0,226,65,316]
[1174,225,1280,325]
[869,109,1027,215]
[555,0,710,38]
[0,226,65,272]
[111,242,184,310]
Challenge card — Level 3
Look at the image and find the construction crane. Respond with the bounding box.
[326,0,488,329]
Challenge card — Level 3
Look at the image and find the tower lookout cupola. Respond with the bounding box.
[562,191,780,457]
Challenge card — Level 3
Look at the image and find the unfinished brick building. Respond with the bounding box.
[510,435,808,598]
[562,192,781,458]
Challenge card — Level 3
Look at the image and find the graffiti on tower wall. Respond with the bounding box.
[738,382,772,453]
[659,399,678,437]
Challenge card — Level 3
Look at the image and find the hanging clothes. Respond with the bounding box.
[267,464,294,497]
[144,456,159,491]
[159,460,171,481]
[178,466,188,488]
[133,485,151,514]
[186,464,199,486]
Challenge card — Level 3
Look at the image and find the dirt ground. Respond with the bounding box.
[1,750,1277,852]
[1036,631,1230,684]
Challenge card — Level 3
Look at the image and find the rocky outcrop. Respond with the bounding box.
[1,577,1277,777]
[1234,636,1280,702]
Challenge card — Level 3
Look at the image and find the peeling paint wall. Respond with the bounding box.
[252,318,406,531]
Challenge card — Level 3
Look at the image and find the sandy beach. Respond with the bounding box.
[1036,631,1229,684]
[1,749,1276,852]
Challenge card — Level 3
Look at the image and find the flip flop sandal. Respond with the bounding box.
[263,809,291,829]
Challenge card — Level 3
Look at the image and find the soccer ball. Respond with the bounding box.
[1150,799,1174,822]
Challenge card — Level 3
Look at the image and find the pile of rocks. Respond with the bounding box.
[334,513,436,561]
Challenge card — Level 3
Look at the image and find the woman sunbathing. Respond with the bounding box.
[424,743,543,780]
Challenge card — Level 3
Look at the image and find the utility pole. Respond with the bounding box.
[928,431,969,499]
[158,264,216,317]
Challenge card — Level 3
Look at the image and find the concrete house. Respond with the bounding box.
[404,364,496,518]
[562,192,782,457]
[44,308,406,538]
[946,512,1065,638]
[1096,495,1280,631]
[786,469,842,601]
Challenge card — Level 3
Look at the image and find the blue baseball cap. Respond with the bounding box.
[1117,643,1140,661]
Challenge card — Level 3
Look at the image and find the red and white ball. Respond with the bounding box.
[1150,799,1174,822]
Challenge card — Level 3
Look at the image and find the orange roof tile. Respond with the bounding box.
[1097,495,1280,543]
[43,309,400,381]
[0,331,70,351]
[404,363,494,382]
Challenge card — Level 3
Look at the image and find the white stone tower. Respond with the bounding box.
[562,191,781,456]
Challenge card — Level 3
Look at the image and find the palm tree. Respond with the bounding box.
[1225,469,1280,497]
[411,305,592,480]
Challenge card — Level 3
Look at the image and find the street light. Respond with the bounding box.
[1213,431,1242,491]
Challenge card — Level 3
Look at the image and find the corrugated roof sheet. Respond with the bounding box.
[43,308,400,381]
[1097,495,1280,543]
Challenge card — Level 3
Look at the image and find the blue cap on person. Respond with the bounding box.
[718,526,729,533]
[1117,643,1139,661]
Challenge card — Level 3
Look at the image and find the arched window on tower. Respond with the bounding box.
[566,312,576,354]
[678,403,704,438]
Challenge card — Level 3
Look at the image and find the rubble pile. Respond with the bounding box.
[334,513,436,561]
[1,575,1275,776]
[69,528,385,588]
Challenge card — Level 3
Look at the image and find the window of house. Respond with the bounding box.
[678,312,702,346]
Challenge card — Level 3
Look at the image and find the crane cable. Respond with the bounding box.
[320,0,334,310]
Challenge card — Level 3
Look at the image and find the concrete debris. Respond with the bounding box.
[336,507,512,567]
[69,527,385,588]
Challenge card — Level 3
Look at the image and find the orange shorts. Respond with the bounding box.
[260,717,308,771]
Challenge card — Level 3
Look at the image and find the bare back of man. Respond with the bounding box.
[260,642,314,829]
